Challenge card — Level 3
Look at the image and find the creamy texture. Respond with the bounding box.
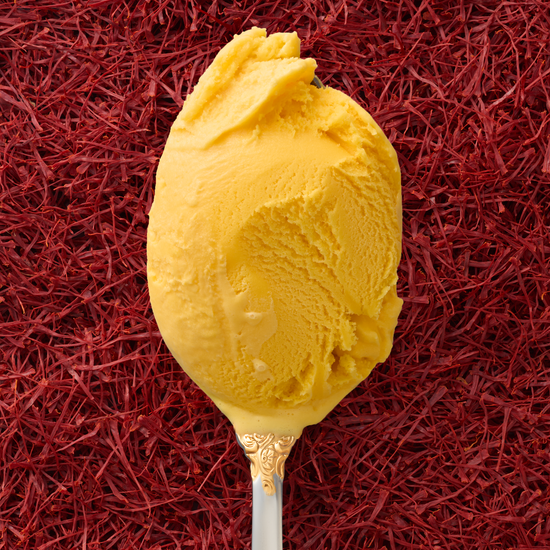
[147,28,402,437]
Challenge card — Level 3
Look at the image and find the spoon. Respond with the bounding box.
[237,433,296,550]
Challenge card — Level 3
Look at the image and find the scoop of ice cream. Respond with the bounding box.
[147,27,402,436]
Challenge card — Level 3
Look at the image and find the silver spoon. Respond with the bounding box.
[237,433,296,550]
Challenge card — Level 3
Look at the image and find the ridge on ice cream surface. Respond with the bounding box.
[147,27,402,436]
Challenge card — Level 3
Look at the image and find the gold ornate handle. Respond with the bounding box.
[237,433,296,496]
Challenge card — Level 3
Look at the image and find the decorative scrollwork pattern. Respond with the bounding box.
[237,433,296,496]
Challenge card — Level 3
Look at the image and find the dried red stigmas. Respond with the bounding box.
[1,1,549,549]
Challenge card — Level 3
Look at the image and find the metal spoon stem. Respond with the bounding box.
[236,433,297,550]
[252,474,283,550]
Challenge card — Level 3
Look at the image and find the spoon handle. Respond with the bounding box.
[236,433,297,550]
[252,473,283,550]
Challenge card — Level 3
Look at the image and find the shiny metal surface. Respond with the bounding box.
[251,473,283,550]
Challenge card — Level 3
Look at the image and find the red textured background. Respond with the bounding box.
[1,1,549,549]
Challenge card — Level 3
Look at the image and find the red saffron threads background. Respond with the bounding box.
[1,1,549,548]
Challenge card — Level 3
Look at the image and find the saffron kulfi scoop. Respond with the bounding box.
[147,27,402,437]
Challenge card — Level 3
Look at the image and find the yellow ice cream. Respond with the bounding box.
[147,28,402,437]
